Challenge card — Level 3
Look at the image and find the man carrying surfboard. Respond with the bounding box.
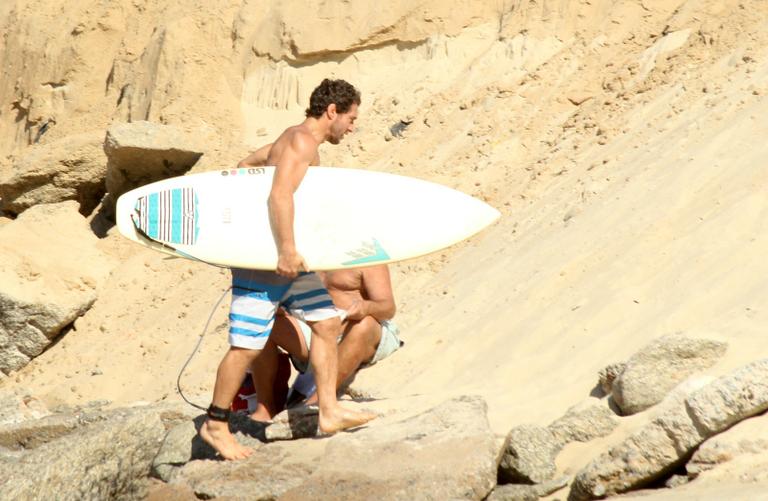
[200,79,376,460]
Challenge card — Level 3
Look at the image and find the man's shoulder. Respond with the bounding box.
[284,125,317,149]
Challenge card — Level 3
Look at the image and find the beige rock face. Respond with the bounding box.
[0,201,113,374]
[103,121,203,203]
[0,131,106,216]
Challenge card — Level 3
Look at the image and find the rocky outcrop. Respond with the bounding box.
[571,359,768,500]
[499,398,618,485]
[103,121,203,205]
[0,131,106,216]
[151,412,266,482]
[171,396,497,500]
[611,333,728,415]
[0,408,166,500]
[0,201,114,374]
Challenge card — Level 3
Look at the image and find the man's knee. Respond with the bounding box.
[309,316,341,340]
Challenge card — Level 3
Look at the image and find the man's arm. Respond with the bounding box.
[346,265,396,321]
[268,133,316,277]
[237,143,273,167]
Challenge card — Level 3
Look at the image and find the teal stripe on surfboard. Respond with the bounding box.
[171,188,182,243]
[134,188,199,246]
[341,238,391,266]
[148,192,159,238]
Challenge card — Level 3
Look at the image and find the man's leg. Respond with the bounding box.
[249,315,299,421]
[308,317,377,433]
[248,339,279,421]
[200,347,259,460]
[303,316,380,405]
[336,316,381,387]
[201,268,287,459]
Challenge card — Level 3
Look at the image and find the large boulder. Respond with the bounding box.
[0,131,107,216]
[0,201,114,374]
[571,360,768,500]
[0,408,166,500]
[172,396,498,500]
[103,121,203,204]
[612,332,727,415]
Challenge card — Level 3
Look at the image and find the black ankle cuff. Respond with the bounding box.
[207,404,231,422]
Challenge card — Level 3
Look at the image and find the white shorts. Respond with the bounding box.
[290,318,402,373]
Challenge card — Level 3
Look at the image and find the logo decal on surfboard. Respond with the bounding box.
[342,238,391,266]
[220,167,265,176]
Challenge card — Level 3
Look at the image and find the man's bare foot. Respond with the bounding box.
[200,419,254,460]
[318,406,377,434]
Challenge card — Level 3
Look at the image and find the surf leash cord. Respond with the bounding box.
[176,285,232,411]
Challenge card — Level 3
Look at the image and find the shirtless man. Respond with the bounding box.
[248,264,401,420]
[200,79,376,460]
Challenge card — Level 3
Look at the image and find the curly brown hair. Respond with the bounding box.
[305,79,361,118]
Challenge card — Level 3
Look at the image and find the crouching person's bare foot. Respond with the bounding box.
[318,405,377,434]
[200,416,253,460]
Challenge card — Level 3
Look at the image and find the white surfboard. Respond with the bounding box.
[115,166,499,270]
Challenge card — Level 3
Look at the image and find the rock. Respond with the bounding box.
[487,475,570,500]
[685,358,768,434]
[570,404,703,500]
[548,398,619,444]
[571,361,768,500]
[498,425,560,484]
[597,362,626,395]
[0,131,107,216]
[151,417,218,482]
[173,395,497,501]
[499,399,617,486]
[1,408,166,500]
[171,441,314,500]
[687,413,768,477]
[265,405,320,441]
[0,412,98,450]
[487,484,538,501]
[145,481,199,501]
[0,390,50,426]
[612,333,727,415]
[103,121,203,203]
[0,201,114,374]
[152,411,268,481]
[283,395,497,500]
[0,444,25,462]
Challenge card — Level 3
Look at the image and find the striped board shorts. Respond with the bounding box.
[229,269,339,350]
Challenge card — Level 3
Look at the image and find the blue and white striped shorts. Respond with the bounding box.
[228,269,339,350]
